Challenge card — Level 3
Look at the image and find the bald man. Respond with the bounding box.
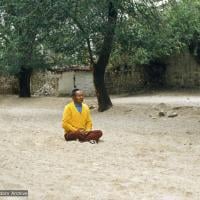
[62,89,103,144]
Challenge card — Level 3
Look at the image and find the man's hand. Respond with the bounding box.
[77,128,88,135]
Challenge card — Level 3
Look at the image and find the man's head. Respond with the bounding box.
[72,88,84,104]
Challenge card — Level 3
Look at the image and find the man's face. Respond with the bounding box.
[73,90,84,104]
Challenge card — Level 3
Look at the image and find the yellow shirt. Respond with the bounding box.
[62,101,92,133]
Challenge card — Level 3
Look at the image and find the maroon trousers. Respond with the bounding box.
[64,130,103,143]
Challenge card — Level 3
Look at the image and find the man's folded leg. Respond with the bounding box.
[84,130,103,143]
[64,132,79,141]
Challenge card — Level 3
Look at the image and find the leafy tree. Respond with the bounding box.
[0,0,118,111]
[46,0,164,111]
[2,0,199,111]
[166,0,200,62]
[0,0,66,97]
[111,0,200,67]
[44,0,118,111]
[0,0,166,111]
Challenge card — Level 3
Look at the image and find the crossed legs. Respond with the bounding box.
[64,130,103,143]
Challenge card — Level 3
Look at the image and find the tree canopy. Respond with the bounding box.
[0,0,200,110]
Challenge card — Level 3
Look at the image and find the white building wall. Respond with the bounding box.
[58,71,95,96]
[58,71,74,95]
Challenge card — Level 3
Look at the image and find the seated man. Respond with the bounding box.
[62,88,103,143]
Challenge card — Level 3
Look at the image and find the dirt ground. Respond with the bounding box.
[0,91,200,200]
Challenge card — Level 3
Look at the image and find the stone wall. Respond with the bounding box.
[165,52,200,88]
[105,65,145,94]
[1,53,200,96]
[0,75,18,94]
[0,67,145,96]
[31,71,60,96]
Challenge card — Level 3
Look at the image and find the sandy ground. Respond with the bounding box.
[0,91,200,200]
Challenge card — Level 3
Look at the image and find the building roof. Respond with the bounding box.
[48,65,93,73]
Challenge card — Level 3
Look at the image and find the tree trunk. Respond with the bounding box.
[93,65,112,112]
[19,67,32,97]
[93,1,118,112]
